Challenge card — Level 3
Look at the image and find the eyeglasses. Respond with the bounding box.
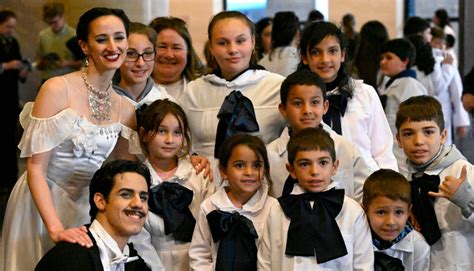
[126,50,156,62]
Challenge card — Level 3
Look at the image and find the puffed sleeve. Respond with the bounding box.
[18,102,76,158]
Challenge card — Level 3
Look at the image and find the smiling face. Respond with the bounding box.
[209,18,255,80]
[153,28,188,84]
[366,196,410,241]
[94,172,149,246]
[120,33,155,86]
[397,120,446,165]
[301,35,345,83]
[380,52,408,77]
[145,113,184,162]
[220,144,264,204]
[287,149,338,193]
[279,84,328,133]
[79,15,128,72]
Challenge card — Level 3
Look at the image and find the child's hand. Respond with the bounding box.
[428,165,467,199]
[191,155,213,182]
[50,226,93,248]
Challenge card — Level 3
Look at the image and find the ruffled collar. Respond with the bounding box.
[211,183,270,214]
[202,69,269,89]
[145,156,193,188]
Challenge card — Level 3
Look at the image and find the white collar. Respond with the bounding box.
[89,220,138,271]
[202,69,268,89]
[144,156,193,188]
[211,183,270,214]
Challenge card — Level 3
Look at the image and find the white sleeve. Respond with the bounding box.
[129,222,164,271]
[352,207,375,271]
[450,71,471,127]
[449,164,474,223]
[364,85,398,170]
[351,144,373,203]
[411,231,430,271]
[188,206,214,271]
[257,205,275,271]
[430,60,455,96]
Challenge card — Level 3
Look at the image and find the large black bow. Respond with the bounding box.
[214,90,259,157]
[322,94,348,135]
[278,188,347,263]
[207,210,258,271]
[374,252,405,271]
[410,173,441,245]
[148,182,196,242]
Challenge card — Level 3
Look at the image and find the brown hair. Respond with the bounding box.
[138,99,191,158]
[395,95,444,131]
[129,21,157,46]
[362,168,411,208]
[42,2,65,21]
[287,127,336,166]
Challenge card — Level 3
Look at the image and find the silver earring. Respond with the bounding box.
[85,57,89,67]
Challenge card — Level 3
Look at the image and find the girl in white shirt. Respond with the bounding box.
[179,11,286,182]
[131,99,214,271]
[189,134,277,271]
[298,21,397,172]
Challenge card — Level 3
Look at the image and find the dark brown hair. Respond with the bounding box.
[362,168,411,208]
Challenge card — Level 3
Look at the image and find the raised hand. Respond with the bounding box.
[428,165,467,199]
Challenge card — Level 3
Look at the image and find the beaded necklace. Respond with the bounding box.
[81,67,112,121]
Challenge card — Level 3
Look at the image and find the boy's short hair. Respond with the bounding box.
[430,26,445,40]
[395,95,445,131]
[403,16,430,36]
[42,2,64,20]
[362,169,411,208]
[381,38,416,68]
[280,69,326,106]
[287,127,335,165]
[89,160,151,221]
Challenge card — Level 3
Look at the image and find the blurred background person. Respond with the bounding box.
[340,13,359,63]
[254,16,272,61]
[0,9,28,193]
[258,11,300,76]
[36,2,81,84]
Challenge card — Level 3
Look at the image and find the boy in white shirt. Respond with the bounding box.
[379,38,427,175]
[258,127,373,270]
[267,69,373,201]
[36,160,155,271]
[363,169,430,271]
[396,95,474,270]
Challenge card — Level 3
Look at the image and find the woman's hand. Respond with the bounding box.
[50,225,93,248]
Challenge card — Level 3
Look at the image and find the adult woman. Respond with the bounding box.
[149,16,203,100]
[179,11,285,182]
[1,8,139,271]
[299,21,397,171]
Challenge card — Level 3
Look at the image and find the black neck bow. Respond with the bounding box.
[374,252,405,271]
[278,188,347,263]
[207,210,258,271]
[148,182,196,242]
[214,90,259,158]
[322,94,348,135]
[410,173,441,245]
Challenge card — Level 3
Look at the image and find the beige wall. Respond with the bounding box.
[328,0,404,39]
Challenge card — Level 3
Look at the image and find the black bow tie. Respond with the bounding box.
[207,210,258,271]
[214,90,259,158]
[322,94,348,135]
[374,252,405,271]
[278,188,347,263]
[410,173,441,245]
[148,182,196,242]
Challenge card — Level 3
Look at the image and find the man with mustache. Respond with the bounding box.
[36,160,156,271]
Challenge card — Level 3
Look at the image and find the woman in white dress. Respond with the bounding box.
[1,8,140,271]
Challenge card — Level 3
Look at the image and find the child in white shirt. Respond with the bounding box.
[258,127,373,270]
[396,95,474,270]
[363,168,430,271]
[130,99,214,271]
[189,134,277,270]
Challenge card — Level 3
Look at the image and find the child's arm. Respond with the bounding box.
[188,206,214,271]
[429,165,474,221]
[257,205,275,271]
[352,205,375,271]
